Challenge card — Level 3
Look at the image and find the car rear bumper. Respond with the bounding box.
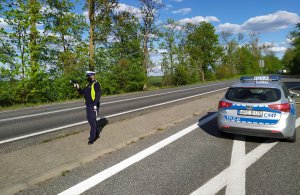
[218,126,285,138]
[217,112,295,139]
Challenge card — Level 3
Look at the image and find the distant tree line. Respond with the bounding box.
[0,0,297,107]
[282,23,300,74]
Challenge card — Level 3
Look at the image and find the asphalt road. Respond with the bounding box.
[16,77,300,195]
[17,103,300,195]
[0,80,235,142]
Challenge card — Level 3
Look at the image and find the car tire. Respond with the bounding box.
[286,130,296,143]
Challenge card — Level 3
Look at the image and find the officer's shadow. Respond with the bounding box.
[96,117,109,139]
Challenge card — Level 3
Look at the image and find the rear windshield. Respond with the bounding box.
[225,87,281,103]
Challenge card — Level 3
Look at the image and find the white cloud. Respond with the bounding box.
[164,23,183,31]
[0,18,9,28]
[217,23,242,33]
[154,0,163,4]
[116,3,142,19]
[178,16,220,25]
[242,11,300,32]
[82,4,143,22]
[270,46,286,52]
[218,11,300,33]
[165,4,173,10]
[287,37,294,44]
[172,8,191,15]
[41,5,58,14]
[259,42,287,54]
[82,10,88,18]
[260,42,273,48]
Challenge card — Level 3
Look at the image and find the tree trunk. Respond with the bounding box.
[201,70,205,81]
[88,0,95,71]
[29,0,39,75]
[143,31,149,75]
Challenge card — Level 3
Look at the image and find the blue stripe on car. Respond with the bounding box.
[224,115,279,125]
[291,104,296,116]
[223,104,281,114]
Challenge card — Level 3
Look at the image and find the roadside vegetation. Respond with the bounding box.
[0,0,300,109]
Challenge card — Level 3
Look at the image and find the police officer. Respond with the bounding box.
[74,71,101,145]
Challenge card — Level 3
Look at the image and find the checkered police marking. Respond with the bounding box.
[224,115,279,125]
[223,104,281,114]
[223,104,281,125]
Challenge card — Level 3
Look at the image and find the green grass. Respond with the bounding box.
[148,76,163,87]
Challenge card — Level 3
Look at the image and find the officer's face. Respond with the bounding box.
[87,75,94,81]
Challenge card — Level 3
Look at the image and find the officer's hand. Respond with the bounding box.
[93,106,97,110]
[73,83,79,89]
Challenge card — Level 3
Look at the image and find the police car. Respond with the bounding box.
[217,76,297,142]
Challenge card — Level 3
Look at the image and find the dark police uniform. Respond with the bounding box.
[76,72,101,144]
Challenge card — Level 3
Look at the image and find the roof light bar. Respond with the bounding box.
[240,76,281,82]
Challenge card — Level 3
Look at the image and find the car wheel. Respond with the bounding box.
[286,130,296,143]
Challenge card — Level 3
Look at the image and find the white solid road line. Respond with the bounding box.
[0,83,225,122]
[191,118,300,195]
[0,106,85,123]
[102,83,225,105]
[226,135,246,195]
[296,117,300,128]
[191,140,278,195]
[59,116,300,195]
[58,113,218,195]
[104,87,227,118]
[0,121,88,145]
[0,87,227,145]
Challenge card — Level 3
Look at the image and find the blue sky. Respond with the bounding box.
[1,0,299,60]
[117,0,300,59]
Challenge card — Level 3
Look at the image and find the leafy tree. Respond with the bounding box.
[0,22,16,73]
[247,32,262,73]
[105,11,145,93]
[4,1,30,79]
[235,46,257,75]
[160,19,181,85]
[218,31,239,77]
[282,48,296,72]
[263,53,281,73]
[185,22,222,81]
[139,0,163,80]
[28,0,42,75]
[43,0,87,77]
[2,1,32,104]
[86,0,118,70]
[288,23,300,74]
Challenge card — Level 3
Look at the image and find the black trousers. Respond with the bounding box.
[86,106,98,141]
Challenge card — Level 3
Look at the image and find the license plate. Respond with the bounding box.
[238,110,263,117]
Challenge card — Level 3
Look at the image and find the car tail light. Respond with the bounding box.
[218,101,232,109]
[268,103,290,112]
[271,130,280,133]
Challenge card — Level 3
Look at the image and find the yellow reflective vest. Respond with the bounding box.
[91,82,95,101]
[84,81,96,102]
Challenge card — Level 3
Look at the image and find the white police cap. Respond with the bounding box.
[86,71,96,77]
